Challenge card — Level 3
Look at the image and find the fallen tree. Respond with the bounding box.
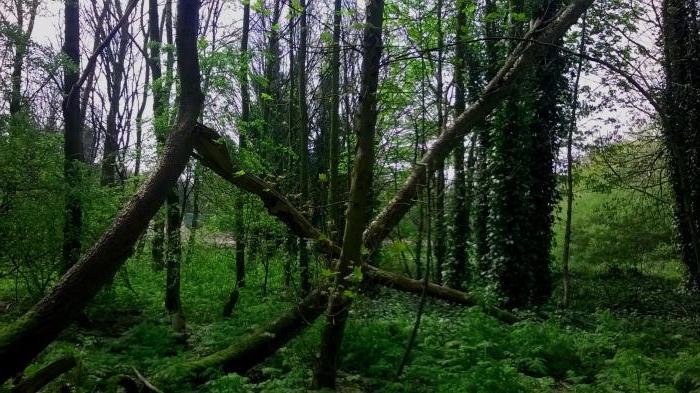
[156,290,328,385]
[0,0,204,382]
[10,356,77,393]
[168,0,592,382]
[192,125,514,320]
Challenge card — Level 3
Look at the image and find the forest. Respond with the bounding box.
[1,0,699,390]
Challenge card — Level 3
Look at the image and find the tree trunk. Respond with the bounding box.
[9,0,39,115]
[62,0,84,273]
[165,187,184,332]
[661,0,700,289]
[562,11,587,307]
[448,0,469,289]
[0,0,203,381]
[312,0,385,387]
[235,0,251,290]
[157,291,328,384]
[328,0,343,243]
[432,0,446,285]
[100,6,130,186]
[297,0,311,294]
[149,0,166,270]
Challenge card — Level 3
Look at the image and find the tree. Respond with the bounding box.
[447,0,470,289]
[100,0,130,186]
[8,0,39,115]
[483,0,567,307]
[0,0,204,379]
[660,0,700,289]
[562,11,588,307]
[312,0,385,387]
[297,0,311,294]
[236,0,251,289]
[62,0,83,272]
[432,0,446,284]
[328,0,343,243]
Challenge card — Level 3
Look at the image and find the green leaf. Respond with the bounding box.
[342,289,357,299]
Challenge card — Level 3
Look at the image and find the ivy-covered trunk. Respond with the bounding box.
[484,0,565,307]
[661,0,700,289]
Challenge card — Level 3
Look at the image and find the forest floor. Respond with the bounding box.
[2,243,700,392]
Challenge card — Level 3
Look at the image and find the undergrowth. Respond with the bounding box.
[2,238,700,392]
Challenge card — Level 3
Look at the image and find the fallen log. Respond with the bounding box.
[362,265,518,323]
[11,356,77,393]
[192,127,516,323]
[156,290,328,385]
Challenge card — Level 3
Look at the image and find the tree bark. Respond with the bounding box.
[0,0,203,381]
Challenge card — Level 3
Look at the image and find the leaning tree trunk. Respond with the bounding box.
[312,0,385,387]
[362,0,593,253]
[0,0,204,381]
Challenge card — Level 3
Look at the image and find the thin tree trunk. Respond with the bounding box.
[235,0,251,289]
[432,0,446,284]
[101,5,130,185]
[9,0,39,115]
[149,0,166,270]
[0,0,203,380]
[448,0,469,289]
[62,0,84,273]
[328,0,343,243]
[397,164,431,378]
[165,186,184,332]
[297,0,311,294]
[561,11,587,308]
[312,0,385,387]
